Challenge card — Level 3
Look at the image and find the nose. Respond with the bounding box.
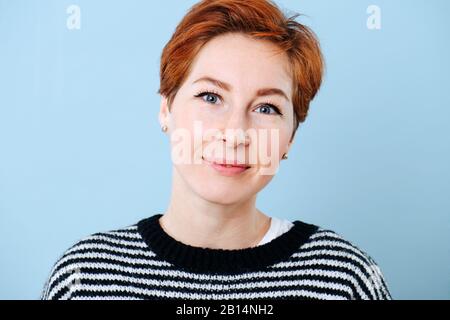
[220,109,251,148]
[221,129,250,148]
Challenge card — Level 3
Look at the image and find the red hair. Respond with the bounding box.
[158,0,324,139]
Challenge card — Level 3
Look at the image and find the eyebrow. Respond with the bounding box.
[192,76,289,101]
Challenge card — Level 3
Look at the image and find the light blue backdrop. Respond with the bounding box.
[1,0,449,299]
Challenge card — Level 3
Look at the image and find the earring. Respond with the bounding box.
[161,125,168,132]
[282,153,288,160]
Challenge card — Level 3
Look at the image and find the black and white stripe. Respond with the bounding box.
[41,216,391,300]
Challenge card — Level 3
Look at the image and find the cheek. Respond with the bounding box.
[277,129,292,155]
[255,126,291,158]
[169,105,199,159]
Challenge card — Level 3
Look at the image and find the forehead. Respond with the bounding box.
[186,33,292,95]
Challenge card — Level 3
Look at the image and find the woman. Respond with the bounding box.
[42,0,391,300]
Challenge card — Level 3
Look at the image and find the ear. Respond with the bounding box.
[159,95,171,129]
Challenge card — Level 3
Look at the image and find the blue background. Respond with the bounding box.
[1,0,449,299]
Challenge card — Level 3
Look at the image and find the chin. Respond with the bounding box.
[197,172,273,204]
[175,166,265,205]
[194,184,250,205]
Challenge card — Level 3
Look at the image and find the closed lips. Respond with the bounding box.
[202,157,250,168]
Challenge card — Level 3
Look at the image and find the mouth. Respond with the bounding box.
[202,156,251,176]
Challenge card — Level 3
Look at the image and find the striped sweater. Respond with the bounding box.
[41,214,392,300]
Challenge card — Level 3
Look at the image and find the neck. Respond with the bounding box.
[160,168,271,250]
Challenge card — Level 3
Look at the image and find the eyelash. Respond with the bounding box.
[194,90,283,116]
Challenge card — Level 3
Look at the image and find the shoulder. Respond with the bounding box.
[40,223,155,300]
[294,225,392,300]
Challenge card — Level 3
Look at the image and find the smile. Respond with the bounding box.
[202,157,251,177]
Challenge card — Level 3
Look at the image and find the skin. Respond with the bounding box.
[158,32,295,250]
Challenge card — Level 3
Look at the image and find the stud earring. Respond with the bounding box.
[282,153,288,160]
[161,125,168,132]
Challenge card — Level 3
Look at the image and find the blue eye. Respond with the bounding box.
[255,104,282,115]
[194,91,221,104]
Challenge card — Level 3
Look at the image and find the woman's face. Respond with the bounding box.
[160,32,295,205]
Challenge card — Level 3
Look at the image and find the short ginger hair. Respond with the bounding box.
[157,0,324,139]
